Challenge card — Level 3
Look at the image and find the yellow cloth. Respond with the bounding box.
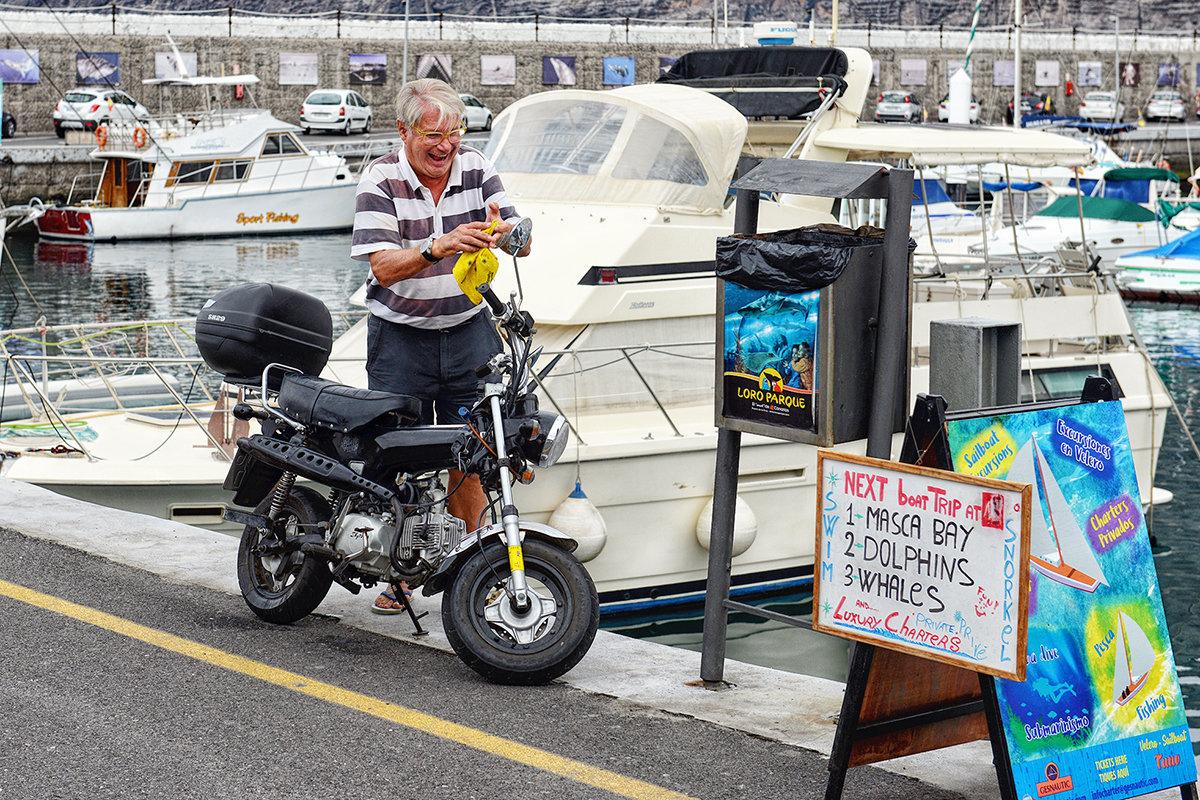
[452,220,500,305]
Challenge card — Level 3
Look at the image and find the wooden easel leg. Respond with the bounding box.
[979,674,1019,800]
[824,643,876,800]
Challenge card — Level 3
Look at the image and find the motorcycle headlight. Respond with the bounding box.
[523,412,570,468]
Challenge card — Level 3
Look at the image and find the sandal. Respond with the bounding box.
[370,585,413,615]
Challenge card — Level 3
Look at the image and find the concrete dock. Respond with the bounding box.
[0,478,1187,799]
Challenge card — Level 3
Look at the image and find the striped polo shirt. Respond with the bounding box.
[351,144,517,329]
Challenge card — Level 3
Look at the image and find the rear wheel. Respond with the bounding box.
[2,118,14,138]
[343,119,352,136]
[442,537,598,685]
[237,485,333,624]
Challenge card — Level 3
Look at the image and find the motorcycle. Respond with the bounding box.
[195,231,599,685]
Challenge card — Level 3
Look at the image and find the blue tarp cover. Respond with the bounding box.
[1124,225,1200,261]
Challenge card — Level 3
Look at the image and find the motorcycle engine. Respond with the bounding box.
[331,512,397,574]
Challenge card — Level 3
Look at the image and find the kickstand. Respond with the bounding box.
[399,589,429,637]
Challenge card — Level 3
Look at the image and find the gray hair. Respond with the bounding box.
[395,79,465,129]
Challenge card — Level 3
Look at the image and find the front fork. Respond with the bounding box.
[485,391,530,610]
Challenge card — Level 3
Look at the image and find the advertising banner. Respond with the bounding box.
[721,282,819,433]
[946,400,1195,799]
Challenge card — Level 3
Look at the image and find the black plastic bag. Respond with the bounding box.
[716,223,886,293]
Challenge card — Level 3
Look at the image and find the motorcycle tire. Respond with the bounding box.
[442,537,599,685]
[237,486,334,624]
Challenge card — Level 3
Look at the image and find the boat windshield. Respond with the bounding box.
[487,93,728,213]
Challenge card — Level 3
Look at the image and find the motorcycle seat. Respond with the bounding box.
[277,374,422,432]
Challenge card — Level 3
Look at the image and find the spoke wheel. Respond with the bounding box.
[442,537,598,685]
[237,486,333,624]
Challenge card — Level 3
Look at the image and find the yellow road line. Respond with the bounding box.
[0,578,695,800]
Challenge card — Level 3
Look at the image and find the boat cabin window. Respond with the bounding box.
[611,117,706,186]
[261,132,304,157]
[1019,364,1123,403]
[171,161,215,184]
[490,99,626,176]
[212,160,253,182]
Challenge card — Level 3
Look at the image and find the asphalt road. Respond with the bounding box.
[0,527,969,800]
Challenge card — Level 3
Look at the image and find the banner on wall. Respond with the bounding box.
[155,50,196,80]
[543,56,576,85]
[946,401,1196,800]
[602,56,634,86]
[481,54,515,85]
[76,52,118,85]
[280,53,318,86]
[351,53,388,85]
[0,49,39,84]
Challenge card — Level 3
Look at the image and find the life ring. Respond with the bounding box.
[1157,159,1171,171]
[94,125,108,147]
[132,126,147,148]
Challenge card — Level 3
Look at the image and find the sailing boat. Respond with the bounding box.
[1112,611,1156,705]
[1007,434,1109,592]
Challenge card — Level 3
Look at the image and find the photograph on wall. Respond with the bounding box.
[1035,60,1059,87]
[947,401,1196,800]
[543,56,576,85]
[659,56,678,76]
[994,59,1015,87]
[76,52,118,85]
[602,56,635,86]
[1158,62,1180,86]
[155,50,197,80]
[351,53,388,85]
[948,58,967,78]
[1078,61,1103,87]
[0,49,39,84]
[415,53,451,83]
[279,53,318,86]
[871,58,879,85]
[900,58,927,86]
[480,54,515,86]
[722,283,819,433]
[1121,61,1140,87]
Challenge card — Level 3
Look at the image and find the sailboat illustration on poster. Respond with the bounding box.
[1007,435,1108,592]
[1113,611,1156,705]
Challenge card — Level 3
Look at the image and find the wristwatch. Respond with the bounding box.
[419,235,439,262]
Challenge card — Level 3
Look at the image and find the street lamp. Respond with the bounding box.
[1110,15,1120,124]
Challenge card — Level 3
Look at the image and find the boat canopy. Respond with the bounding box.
[1123,225,1200,261]
[656,47,850,119]
[811,123,1093,167]
[486,84,746,216]
[1036,195,1157,221]
[1103,167,1180,183]
[156,113,303,160]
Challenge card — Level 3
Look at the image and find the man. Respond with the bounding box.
[351,78,530,614]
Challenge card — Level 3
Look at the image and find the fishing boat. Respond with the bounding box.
[0,48,1178,613]
[35,113,362,242]
[1112,610,1156,705]
[1005,435,1108,593]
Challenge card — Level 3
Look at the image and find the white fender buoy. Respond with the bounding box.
[548,481,607,563]
[695,495,758,557]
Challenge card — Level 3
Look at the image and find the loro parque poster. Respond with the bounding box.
[946,400,1195,799]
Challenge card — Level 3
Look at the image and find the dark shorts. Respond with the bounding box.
[366,311,502,425]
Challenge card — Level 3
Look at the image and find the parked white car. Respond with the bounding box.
[937,94,980,123]
[1145,90,1186,122]
[1079,91,1125,122]
[459,93,493,131]
[874,91,923,123]
[300,89,372,135]
[53,88,150,138]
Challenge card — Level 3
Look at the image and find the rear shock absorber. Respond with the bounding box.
[268,472,298,519]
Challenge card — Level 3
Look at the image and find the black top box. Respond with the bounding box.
[196,283,333,389]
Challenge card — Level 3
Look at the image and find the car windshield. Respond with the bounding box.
[306,92,343,105]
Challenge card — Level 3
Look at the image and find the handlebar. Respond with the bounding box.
[477,281,534,338]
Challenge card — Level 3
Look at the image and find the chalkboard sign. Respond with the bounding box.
[813,450,1032,680]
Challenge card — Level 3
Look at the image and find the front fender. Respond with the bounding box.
[421,521,578,597]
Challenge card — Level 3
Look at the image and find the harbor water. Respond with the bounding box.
[3,230,1199,768]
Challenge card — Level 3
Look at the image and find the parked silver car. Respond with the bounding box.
[459,93,493,131]
[937,94,980,123]
[1145,90,1186,122]
[300,89,372,135]
[874,91,923,123]
[53,88,150,138]
[1079,91,1125,122]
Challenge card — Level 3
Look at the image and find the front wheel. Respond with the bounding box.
[363,116,372,133]
[442,537,598,685]
[237,485,333,624]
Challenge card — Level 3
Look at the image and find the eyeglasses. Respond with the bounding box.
[409,126,466,146]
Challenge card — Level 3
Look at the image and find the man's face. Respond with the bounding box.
[400,108,462,183]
